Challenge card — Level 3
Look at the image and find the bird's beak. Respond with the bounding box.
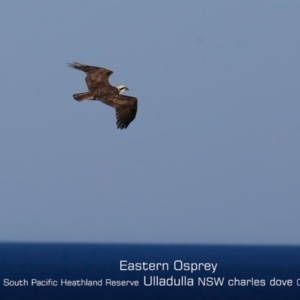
[126,87,129,91]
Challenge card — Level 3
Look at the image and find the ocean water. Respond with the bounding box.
[0,243,299,299]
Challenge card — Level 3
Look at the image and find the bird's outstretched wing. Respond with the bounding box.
[68,62,113,91]
[103,94,138,129]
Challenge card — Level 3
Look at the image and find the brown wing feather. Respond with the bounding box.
[102,94,138,129]
[68,62,114,91]
[69,62,138,129]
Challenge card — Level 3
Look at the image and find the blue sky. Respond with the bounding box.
[0,1,299,244]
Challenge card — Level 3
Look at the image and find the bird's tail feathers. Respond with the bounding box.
[73,92,93,101]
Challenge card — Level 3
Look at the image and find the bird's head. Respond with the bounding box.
[117,85,129,94]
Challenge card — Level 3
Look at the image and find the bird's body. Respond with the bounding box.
[68,62,138,129]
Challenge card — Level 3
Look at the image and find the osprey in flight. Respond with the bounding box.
[68,62,138,129]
